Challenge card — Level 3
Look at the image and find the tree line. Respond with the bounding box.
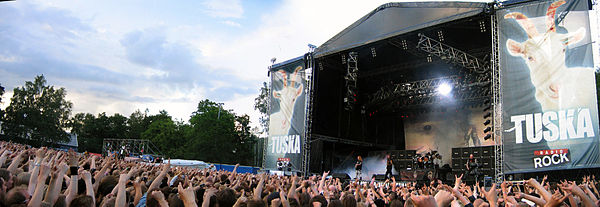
[0,75,260,166]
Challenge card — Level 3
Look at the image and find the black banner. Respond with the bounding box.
[499,0,600,173]
[264,57,306,171]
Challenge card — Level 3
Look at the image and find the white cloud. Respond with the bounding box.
[222,20,241,27]
[202,0,243,19]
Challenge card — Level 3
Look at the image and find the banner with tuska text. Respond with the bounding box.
[499,0,600,173]
[264,57,306,171]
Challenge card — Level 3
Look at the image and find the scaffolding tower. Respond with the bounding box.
[490,13,504,183]
[102,139,163,158]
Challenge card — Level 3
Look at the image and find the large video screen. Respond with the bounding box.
[499,0,600,173]
[264,58,306,171]
[404,107,495,165]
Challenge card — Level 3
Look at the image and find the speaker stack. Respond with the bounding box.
[391,150,417,170]
[451,146,495,181]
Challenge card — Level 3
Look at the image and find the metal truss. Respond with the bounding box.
[368,74,490,109]
[344,52,358,110]
[491,14,504,183]
[302,54,315,176]
[417,33,490,73]
[311,134,394,148]
[102,138,163,157]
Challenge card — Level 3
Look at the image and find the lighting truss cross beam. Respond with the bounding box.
[417,33,490,73]
[367,75,490,110]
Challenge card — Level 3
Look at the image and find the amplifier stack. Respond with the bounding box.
[451,146,495,179]
[390,150,417,170]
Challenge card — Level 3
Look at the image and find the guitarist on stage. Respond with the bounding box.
[355,156,363,181]
[385,154,393,179]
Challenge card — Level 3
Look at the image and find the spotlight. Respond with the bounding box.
[484,134,492,140]
[483,105,491,111]
[483,112,491,119]
[437,83,452,96]
[484,127,491,133]
[483,119,491,126]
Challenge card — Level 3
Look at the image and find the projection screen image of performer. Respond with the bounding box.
[355,156,363,180]
[465,125,481,147]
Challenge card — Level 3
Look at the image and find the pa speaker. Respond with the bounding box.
[332,173,351,180]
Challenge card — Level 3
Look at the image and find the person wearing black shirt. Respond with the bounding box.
[385,154,393,179]
[355,156,363,181]
[466,154,480,183]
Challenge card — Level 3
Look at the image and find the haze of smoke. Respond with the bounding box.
[333,154,398,180]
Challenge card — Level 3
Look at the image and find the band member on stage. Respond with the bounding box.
[433,154,441,178]
[355,156,363,180]
[385,154,393,179]
[417,155,424,169]
[465,154,480,183]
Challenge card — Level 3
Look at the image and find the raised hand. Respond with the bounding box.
[454,174,463,189]
[411,194,439,207]
[483,183,498,207]
[544,191,569,207]
[178,182,198,207]
[434,189,454,207]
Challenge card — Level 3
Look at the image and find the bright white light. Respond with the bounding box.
[438,83,452,96]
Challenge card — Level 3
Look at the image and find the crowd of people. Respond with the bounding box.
[0,141,599,207]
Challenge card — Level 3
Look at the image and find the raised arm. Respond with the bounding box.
[561,181,596,207]
[43,162,68,206]
[81,170,96,204]
[254,173,266,200]
[7,150,25,174]
[516,192,546,206]
[65,150,79,207]
[526,178,552,203]
[27,163,50,207]
[149,160,170,191]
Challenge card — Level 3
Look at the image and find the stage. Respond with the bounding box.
[264,0,600,182]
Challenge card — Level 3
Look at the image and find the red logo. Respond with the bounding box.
[534,149,568,156]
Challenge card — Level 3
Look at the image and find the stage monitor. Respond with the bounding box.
[264,56,308,172]
[498,0,600,173]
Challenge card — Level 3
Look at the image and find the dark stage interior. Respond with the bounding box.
[309,13,493,173]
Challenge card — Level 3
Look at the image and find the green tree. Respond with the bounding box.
[140,111,185,158]
[254,82,269,133]
[3,75,73,146]
[183,100,257,165]
[0,84,4,125]
[126,109,149,139]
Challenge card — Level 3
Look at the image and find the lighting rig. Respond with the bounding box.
[367,33,492,111]
[344,52,359,110]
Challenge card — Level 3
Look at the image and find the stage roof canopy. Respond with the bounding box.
[314,1,491,58]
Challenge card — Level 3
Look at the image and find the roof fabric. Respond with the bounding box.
[314,2,489,58]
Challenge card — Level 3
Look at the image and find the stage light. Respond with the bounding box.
[484,134,492,140]
[483,112,491,118]
[483,105,491,111]
[484,127,491,133]
[437,83,452,96]
[484,119,491,126]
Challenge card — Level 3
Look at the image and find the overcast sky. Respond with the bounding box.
[0,0,488,128]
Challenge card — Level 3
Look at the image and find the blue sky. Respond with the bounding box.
[0,0,470,129]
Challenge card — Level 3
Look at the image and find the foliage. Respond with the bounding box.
[3,76,259,166]
[2,75,73,146]
[254,81,269,133]
[0,83,4,122]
